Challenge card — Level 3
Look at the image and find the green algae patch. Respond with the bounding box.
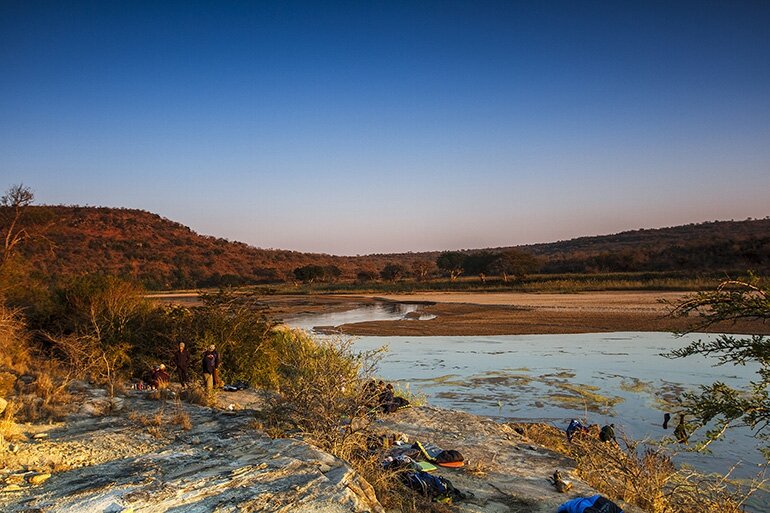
[546,382,624,413]
[545,371,577,379]
[620,377,653,394]
[409,374,461,383]
[468,371,534,388]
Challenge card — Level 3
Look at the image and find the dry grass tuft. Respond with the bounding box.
[464,460,490,478]
[0,400,22,442]
[181,382,214,407]
[170,409,192,430]
[129,401,192,436]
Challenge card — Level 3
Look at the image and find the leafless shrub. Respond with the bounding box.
[0,306,32,375]
[258,328,448,512]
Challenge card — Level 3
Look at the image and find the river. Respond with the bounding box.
[284,303,767,485]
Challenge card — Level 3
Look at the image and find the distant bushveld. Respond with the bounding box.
[4,204,769,291]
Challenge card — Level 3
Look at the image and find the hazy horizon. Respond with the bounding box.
[2,1,769,254]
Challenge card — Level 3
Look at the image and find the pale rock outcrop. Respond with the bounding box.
[0,386,642,513]
[0,394,383,513]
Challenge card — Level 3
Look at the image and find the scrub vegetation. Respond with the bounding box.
[515,422,763,513]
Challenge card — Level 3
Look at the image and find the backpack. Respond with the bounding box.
[400,471,468,502]
[435,449,464,463]
[584,496,623,513]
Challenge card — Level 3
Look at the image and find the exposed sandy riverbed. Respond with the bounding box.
[152,291,767,337]
[307,291,766,336]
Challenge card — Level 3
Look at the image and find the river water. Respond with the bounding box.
[283,303,767,486]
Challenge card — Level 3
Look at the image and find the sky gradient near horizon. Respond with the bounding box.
[2,1,769,255]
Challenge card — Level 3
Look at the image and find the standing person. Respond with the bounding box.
[211,344,222,388]
[173,341,191,386]
[202,344,218,392]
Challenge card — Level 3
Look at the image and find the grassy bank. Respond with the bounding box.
[229,271,727,296]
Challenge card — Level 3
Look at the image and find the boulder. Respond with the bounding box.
[66,380,90,393]
[79,398,112,417]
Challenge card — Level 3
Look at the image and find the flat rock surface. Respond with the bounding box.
[376,406,642,513]
[0,393,380,513]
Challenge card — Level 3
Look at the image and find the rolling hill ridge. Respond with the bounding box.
[7,206,770,289]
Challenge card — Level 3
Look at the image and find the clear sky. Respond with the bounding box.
[2,1,769,255]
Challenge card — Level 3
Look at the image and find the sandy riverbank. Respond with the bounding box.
[331,291,766,336]
[152,291,767,337]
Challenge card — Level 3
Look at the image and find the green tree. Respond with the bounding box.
[462,251,497,282]
[293,264,325,283]
[488,249,540,282]
[436,251,464,281]
[356,270,378,283]
[322,265,342,282]
[666,275,770,456]
[189,289,276,386]
[380,263,407,281]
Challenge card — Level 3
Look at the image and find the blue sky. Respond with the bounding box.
[2,1,769,254]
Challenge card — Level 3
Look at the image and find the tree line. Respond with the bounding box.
[290,249,540,284]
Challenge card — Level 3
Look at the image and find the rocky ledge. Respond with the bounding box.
[0,386,641,513]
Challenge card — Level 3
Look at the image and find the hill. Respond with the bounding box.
[8,206,432,289]
[522,219,770,273]
[5,205,770,289]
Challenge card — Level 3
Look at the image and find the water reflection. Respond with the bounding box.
[283,302,434,332]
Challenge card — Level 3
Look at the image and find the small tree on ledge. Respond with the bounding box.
[664,274,770,457]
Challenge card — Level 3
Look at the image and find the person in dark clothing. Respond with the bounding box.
[379,383,395,412]
[566,419,589,443]
[150,364,170,389]
[674,414,689,444]
[663,413,671,429]
[173,342,191,386]
[202,345,219,391]
[599,424,616,443]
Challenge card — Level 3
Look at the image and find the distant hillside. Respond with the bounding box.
[7,206,770,289]
[521,219,770,274]
[10,206,435,289]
